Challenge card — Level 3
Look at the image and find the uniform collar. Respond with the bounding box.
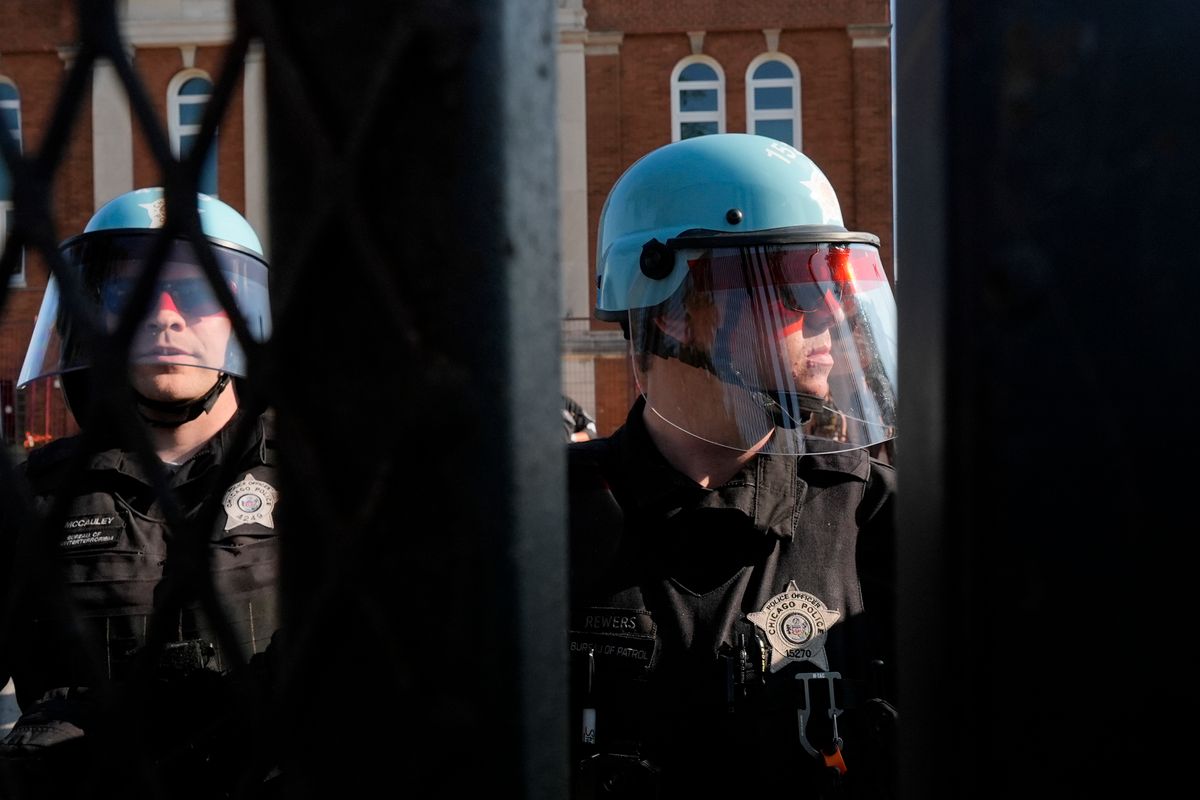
[612,396,871,540]
[81,408,265,485]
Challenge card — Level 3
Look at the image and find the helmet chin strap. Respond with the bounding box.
[747,388,824,429]
[135,372,231,429]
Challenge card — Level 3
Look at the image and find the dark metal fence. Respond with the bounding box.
[895,1,1200,797]
[1,0,564,797]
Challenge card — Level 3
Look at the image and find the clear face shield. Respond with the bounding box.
[17,232,271,388]
[628,239,897,455]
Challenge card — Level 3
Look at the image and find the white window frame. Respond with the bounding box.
[2,76,24,287]
[670,55,726,142]
[745,53,802,149]
[167,69,218,196]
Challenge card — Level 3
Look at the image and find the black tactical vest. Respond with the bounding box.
[4,409,282,710]
[566,422,898,800]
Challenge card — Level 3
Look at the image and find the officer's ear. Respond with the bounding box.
[652,311,689,342]
[658,287,719,349]
[644,275,702,345]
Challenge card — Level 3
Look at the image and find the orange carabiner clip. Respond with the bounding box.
[822,745,848,775]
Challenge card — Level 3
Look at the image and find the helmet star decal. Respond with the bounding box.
[746,581,841,672]
[138,198,167,228]
[800,175,844,226]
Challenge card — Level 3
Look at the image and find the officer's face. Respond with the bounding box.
[774,296,842,399]
[103,262,233,403]
[724,289,843,400]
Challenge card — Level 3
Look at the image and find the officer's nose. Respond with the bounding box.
[146,289,184,331]
[154,289,179,313]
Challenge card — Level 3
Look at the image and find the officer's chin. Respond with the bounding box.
[130,364,221,403]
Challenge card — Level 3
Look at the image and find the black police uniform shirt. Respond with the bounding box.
[568,397,896,800]
[0,408,281,714]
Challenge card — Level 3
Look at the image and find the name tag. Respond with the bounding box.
[59,514,124,551]
[569,607,658,675]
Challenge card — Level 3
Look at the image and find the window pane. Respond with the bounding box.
[680,121,718,140]
[679,63,718,82]
[754,86,793,111]
[754,119,793,146]
[179,133,198,155]
[680,89,718,112]
[179,101,206,126]
[2,108,18,131]
[753,60,793,81]
[199,142,218,196]
[180,78,212,96]
[0,84,17,100]
[0,163,10,199]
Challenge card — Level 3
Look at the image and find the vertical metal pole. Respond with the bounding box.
[264,1,564,795]
[893,1,949,797]
[896,1,1200,796]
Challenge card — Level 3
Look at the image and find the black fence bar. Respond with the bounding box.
[896,1,1200,797]
[262,0,564,796]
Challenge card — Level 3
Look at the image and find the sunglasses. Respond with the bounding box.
[101,277,225,317]
[778,280,842,314]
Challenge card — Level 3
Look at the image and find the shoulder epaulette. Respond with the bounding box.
[567,438,628,598]
[21,435,88,490]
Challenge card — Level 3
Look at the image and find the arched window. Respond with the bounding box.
[168,71,218,196]
[745,55,801,148]
[1,77,24,286]
[670,56,725,142]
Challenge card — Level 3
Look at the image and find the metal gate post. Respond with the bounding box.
[263,1,564,795]
[895,2,1200,797]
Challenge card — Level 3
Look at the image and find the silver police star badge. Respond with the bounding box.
[746,581,841,672]
[222,473,279,530]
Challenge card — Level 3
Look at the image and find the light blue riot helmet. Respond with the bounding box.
[595,134,897,455]
[18,187,271,425]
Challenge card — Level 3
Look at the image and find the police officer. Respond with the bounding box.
[0,188,280,798]
[568,134,898,800]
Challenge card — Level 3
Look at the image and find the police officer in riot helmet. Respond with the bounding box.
[568,134,898,799]
[0,188,281,798]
